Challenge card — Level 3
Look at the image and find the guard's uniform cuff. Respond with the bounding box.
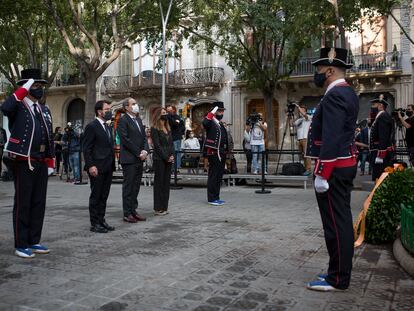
[14,88,28,101]
[206,112,215,120]
[377,150,387,158]
[46,158,54,169]
[314,160,335,180]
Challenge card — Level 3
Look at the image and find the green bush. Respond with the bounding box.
[365,168,414,244]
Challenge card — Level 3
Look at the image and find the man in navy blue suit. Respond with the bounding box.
[306,47,359,291]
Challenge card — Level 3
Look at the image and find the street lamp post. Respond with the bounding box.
[159,0,174,108]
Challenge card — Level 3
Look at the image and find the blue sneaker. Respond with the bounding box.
[306,280,343,292]
[208,200,224,206]
[303,171,311,176]
[30,244,50,254]
[217,200,226,204]
[317,273,328,281]
[15,248,35,258]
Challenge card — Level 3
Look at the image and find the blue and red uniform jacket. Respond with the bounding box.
[369,110,394,158]
[0,87,55,168]
[306,82,359,180]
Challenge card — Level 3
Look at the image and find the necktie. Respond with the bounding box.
[33,103,42,121]
[134,118,142,134]
[104,124,112,141]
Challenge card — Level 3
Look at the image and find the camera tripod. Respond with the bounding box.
[275,111,298,174]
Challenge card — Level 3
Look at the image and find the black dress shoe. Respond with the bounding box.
[101,221,115,231]
[90,224,108,233]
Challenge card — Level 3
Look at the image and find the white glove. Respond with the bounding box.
[48,168,54,176]
[22,78,35,91]
[315,175,329,193]
[375,157,383,164]
[211,106,219,114]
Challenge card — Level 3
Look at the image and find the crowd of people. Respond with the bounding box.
[0,47,413,295]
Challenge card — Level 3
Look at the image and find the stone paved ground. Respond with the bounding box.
[0,178,413,311]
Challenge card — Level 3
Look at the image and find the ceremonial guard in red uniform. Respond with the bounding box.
[1,69,55,258]
[202,102,228,206]
[306,48,359,291]
[369,95,394,181]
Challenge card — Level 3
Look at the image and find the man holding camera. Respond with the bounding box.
[166,105,185,171]
[250,113,267,174]
[294,104,312,175]
[398,104,414,165]
[62,122,81,183]
[369,95,394,181]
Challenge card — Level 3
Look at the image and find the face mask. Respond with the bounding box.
[313,71,327,88]
[189,134,194,138]
[406,111,413,117]
[216,114,223,120]
[132,104,139,114]
[103,111,112,121]
[160,115,168,121]
[29,88,44,100]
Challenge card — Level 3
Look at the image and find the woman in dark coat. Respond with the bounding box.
[151,107,175,216]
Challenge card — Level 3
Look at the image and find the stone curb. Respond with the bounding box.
[393,238,414,277]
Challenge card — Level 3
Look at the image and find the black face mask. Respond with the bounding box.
[313,71,327,88]
[406,111,413,117]
[29,88,44,100]
[103,111,112,121]
[371,107,379,115]
[160,115,168,121]
[215,114,223,120]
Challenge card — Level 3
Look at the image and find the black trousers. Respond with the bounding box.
[153,160,172,211]
[122,162,143,217]
[315,165,356,290]
[0,148,4,174]
[88,170,112,226]
[370,151,392,181]
[207,154,226,202]
[12,160,48,248]
[245,150,252,173]
[55,151,62,174]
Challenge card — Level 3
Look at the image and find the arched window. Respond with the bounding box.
[67,98,85,128]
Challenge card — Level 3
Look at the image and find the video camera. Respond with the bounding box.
[246,111,262,126]
[392,108,405,119]
[287,101,299,115]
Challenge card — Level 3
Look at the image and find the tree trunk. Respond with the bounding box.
[262,87,277,150]
[84,71,98,125]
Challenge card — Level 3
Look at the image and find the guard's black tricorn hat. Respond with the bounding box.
[312,47,353,69]
[213,101,226,110]
[370,94,389,107]
[17,68,48,86]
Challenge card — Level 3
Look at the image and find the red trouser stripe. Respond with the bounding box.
[328,191,341,287]
[15,166,20,247]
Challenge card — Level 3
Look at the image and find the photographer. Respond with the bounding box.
[243,123,252,173]
[62,123,81,183]
[294,104,312,175]
[398,104,414,165]
[249,113,267,174]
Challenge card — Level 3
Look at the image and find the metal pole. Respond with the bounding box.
[159,0,174,108]
[255,150,271,194]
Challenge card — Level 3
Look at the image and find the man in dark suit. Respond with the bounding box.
[306,47,359,291]
[82,100,115,233]
[369,95,394,181]
[117,98,149,223]
[1,69,55,258]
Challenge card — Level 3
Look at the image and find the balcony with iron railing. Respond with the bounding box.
[290,51,403,76]
[103,66,225,94]
[52,72,85,87]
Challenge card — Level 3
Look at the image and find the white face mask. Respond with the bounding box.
[132,104,139,114]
